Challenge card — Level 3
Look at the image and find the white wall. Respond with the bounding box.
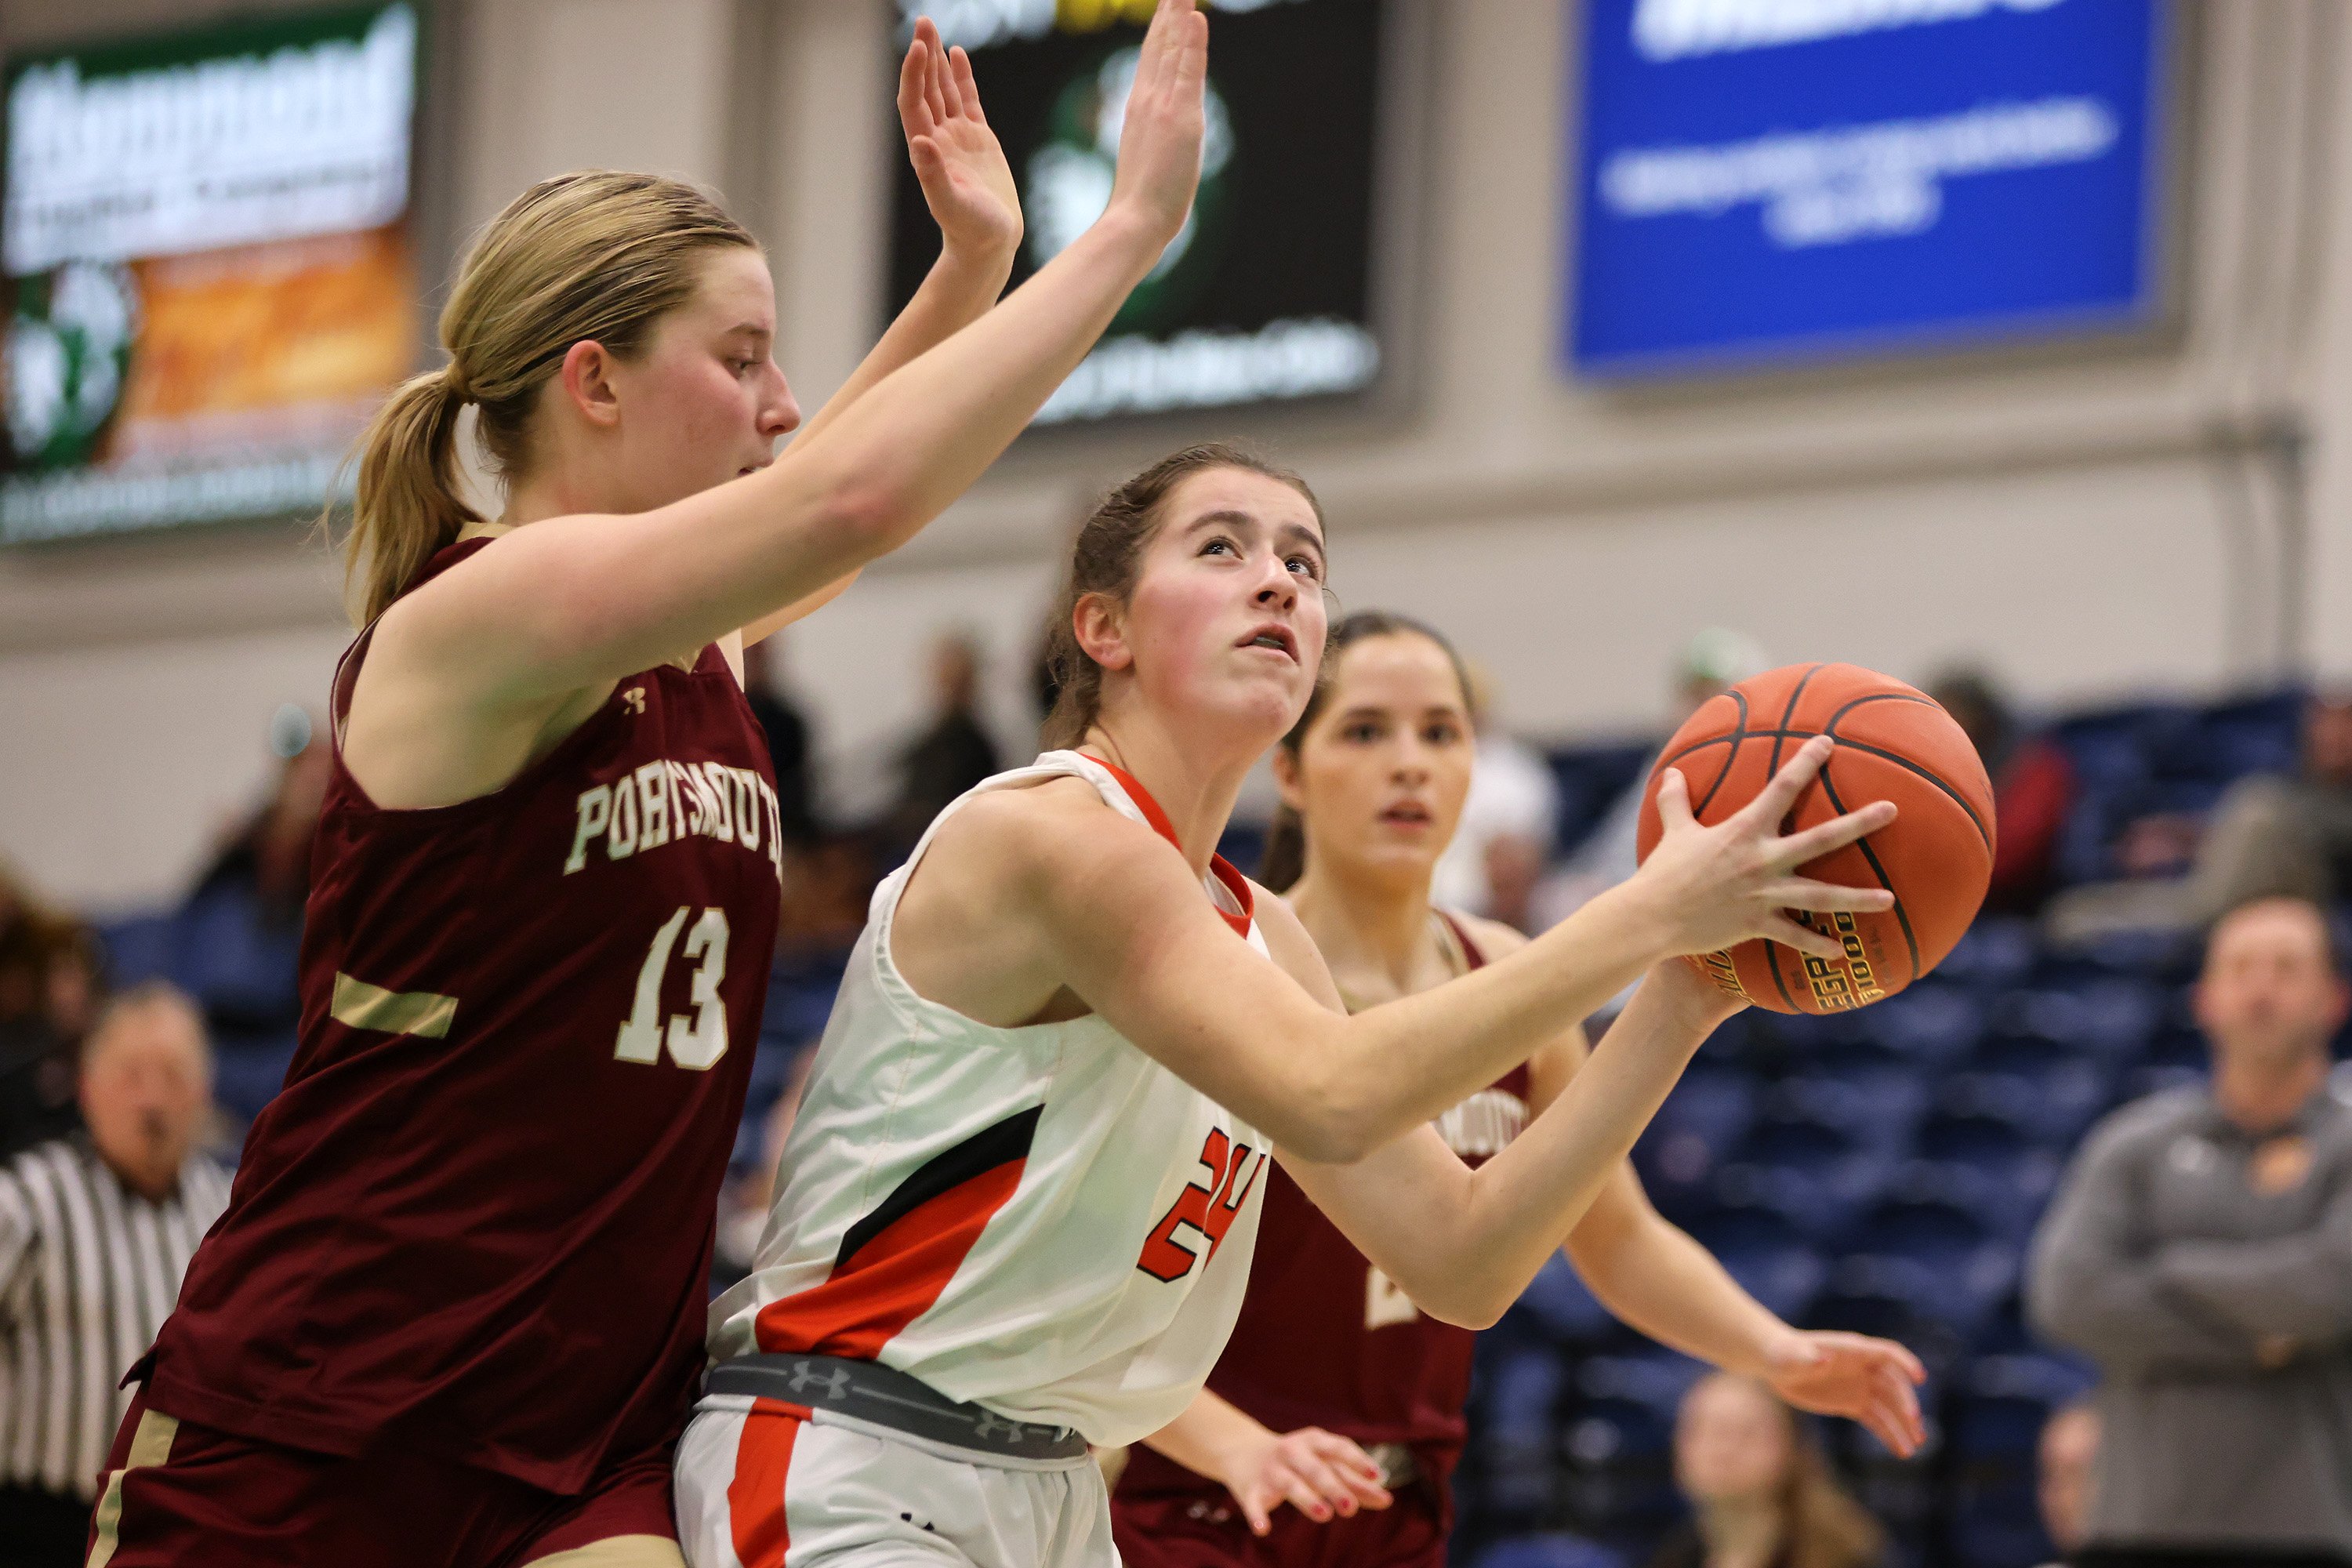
[5,0,2350,910]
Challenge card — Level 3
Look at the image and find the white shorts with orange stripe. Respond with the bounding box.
[675,1397,1117,1568]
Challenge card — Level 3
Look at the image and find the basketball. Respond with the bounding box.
[1634,663,1996,1014]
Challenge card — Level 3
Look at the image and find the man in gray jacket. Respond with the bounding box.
[2031,896,2352,1567]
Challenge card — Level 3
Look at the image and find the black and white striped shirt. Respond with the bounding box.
[0,1134,229,1500]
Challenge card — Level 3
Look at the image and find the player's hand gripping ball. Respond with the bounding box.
[1635,663,1996,1014]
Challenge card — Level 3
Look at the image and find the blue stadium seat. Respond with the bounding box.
[1777,1069,1929,1151]
[1939,1065,2109,1148]
[1936,916,2036,993]
[1632,1064,1757,1218]
[1215,821,1266,877]
[1986,981,2158,1067]
[94,913,175,989]
[1562,1352,1703,1538]
[169,885,303,1031]
[2197,688,2303,782]
[1884,1156,2056,1245]
[1473,1344,1568,1525]
[1685,1205,1828,1320]
[1947,1353,2098,1568]
[1545,742,1653,860]
[1859,982,1987,1069]
[1512,1254,1619,1348]
[762,952,848,1048]
[1469,1534,1628,1568]
[1838,1196,2020,1336]
[1718,1118,1896,1243]
[209,1028,299,1131]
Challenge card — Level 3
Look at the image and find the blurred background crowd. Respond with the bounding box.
[13,1,2352,1565]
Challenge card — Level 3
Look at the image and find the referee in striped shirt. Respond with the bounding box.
[0,982,228,1566]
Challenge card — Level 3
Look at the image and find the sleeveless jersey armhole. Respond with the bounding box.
[867,750,1263,1029]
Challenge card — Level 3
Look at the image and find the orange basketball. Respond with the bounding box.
[1633,662,1996,1014]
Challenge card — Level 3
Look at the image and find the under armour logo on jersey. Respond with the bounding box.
[786,1359,853,1401]
[970,1412,1027,1445]
[621,687,647,714]
[1136,1127,1264,1283]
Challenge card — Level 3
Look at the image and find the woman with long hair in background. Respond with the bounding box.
[677,430,1903,1568]
[1651,1373,1889,1568]
[1109,612,1923,1567]
[92,9,1218,1564]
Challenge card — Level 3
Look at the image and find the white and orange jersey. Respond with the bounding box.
[705,751,1272,1448]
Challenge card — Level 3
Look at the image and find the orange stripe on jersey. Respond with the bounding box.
[754,1155,1029,1361]
[1093,757,1254,938]
[728,1397,802,1568]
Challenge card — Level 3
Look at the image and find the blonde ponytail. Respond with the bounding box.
[336,170,758,626]
[345,367,480,625]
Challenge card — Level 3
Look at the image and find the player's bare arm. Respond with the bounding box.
[895,739,1896,1164]
[1480,923,1930,1456]
[1272,942,1740,1323]
[343,0,1211,809]
[731,19,1027,657]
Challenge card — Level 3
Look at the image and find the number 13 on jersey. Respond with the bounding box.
[615,906,731,1069]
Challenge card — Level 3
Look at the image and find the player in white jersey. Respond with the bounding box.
[675,436,1900,1568]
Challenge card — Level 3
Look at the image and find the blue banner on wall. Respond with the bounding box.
[1568,0,2169,379]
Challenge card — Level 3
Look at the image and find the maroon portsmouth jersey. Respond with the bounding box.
[1117,914,1530,1520]
[145,538,783,1494]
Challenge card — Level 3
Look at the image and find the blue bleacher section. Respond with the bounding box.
[1456,686,2319,1568]
[85,686,2317,1566]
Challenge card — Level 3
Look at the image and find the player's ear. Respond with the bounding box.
[559,339,622,429]
[1073,592,1134,674]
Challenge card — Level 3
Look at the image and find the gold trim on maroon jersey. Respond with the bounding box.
[330,971,459,1039]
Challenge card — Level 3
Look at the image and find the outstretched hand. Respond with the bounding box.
[1766,1330,1929,1457]
[1631,735,1898,964]
[900,18,1022,267]
[1106,0,1211,249]
[1220,1424,1392,1536]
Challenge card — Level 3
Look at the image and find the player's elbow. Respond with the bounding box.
[1410,1276,1511,1330]
[1269,1081,1384,1166]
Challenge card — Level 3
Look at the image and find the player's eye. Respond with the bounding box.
[1200,536,1236,557]
[1426,719,1465,746]
[1286,554,1322,581]
[1342,720,1382,743]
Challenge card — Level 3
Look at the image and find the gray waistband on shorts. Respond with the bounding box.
[704,1353,1088,1463]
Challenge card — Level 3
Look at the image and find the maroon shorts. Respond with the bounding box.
[85,1387,678,1568]
[1110,1488,1446,1568]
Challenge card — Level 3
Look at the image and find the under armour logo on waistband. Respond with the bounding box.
[788,1359,854,1401]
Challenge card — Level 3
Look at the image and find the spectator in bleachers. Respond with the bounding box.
[1927,668,2077,916]
[1648,1371,1887,1568]
[190,729,331,930]
[0,982,230,1566]
[740,633,819,849]
[2048,690,2352,945]
[882,628,1001,855]
[1431,662,1559,922]
[0,862,94,1160]
[2029,896,2352,1566]
[2038,1400,2101,1566]
[1536,629,1766,930]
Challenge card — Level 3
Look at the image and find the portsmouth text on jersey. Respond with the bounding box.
[565,759,786,884]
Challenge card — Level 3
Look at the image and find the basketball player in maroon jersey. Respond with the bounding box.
[1111,613,1927,1567]
[89,15,1218,1566]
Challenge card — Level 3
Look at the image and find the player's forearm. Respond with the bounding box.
[1566,1186,1795,1377]
[1137,1388,1275,1489]
[1373,971,1727,1327]
[791,243,1016,450]
[1302,884,1672,1158]
[472,212,1166,693]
